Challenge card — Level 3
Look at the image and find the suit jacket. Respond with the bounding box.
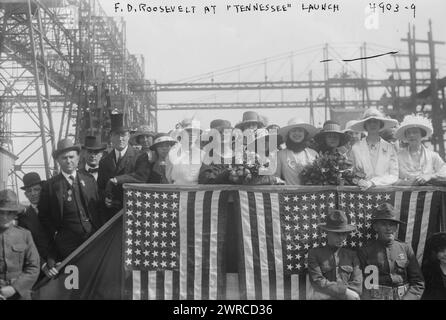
[17,206,49,262]
[350,138,399,186]
[38,171,102,255]
[97,146,138,217]
[308,246,363,299]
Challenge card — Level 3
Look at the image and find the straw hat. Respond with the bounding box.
[314,121,350,147]
[133,125,155,143]
[149,133,177,151]
[394,114,433,141]
[278,118,318,139]
[349,107,398,132]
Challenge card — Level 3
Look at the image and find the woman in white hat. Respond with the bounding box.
[348,108,399,189]
[275,118,318,185]
[166,118,205,185]
[395,115,446,185]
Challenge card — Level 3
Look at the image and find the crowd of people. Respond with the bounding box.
[1,108,446,300]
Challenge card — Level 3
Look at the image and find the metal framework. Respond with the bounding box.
[0,0,156,193]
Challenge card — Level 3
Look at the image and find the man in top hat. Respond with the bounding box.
[0,189,40,300]
[358,203,424,300]
[98,113,138,219]
[38,138,103,278]
[308,209,362,300]
[17,172,49,263]
[79,135,107,181]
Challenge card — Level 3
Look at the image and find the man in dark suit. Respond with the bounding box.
[17,172,49,264]
[78,135,107,181]
[38,138,103,278]
[97,113,138,220]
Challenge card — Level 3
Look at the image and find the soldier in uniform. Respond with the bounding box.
[308,209,362,300]
[358,203,425,300]
[0,189,40,300]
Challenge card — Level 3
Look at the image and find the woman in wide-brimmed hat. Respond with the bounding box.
[167,118,205,185]
[395,114,446,186]
[275,118,318,185]
[132,124,155,153]
[348,108,399,190]
[307,209,362,300]
[314,120,350,153]
[114,133,177,185]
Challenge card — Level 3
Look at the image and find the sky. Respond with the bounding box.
[99,0,446,131]
[5,0,446,199]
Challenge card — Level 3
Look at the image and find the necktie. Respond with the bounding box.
[116,151,122,163]
[69,175,75,185]
[88,167,99,173]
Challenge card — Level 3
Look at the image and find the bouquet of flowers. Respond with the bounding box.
[300,151,365,186]
[228,151,263,184]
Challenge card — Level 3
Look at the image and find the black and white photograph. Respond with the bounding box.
[1,0,446,305]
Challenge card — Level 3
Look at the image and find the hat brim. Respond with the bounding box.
[394,124,433,141]
[314,131,350,147]
[134,132,156,139]
[279,123,318,139]
[110,127,132,133]
[20,180,44,190]
[318,224,356,233]
[82,144,107,151]
[149,140,177,151]
[52,145,81,159]
[235,120,265,130]
[0,204,26,213]
[349,117,398,132]
[371,217,406,225]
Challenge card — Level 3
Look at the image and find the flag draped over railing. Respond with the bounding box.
[123,185,229,300]
[235,186,444,300]
[32,185,445,300]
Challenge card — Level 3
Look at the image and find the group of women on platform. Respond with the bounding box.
[122,108,446,189]
[274,107,446,189]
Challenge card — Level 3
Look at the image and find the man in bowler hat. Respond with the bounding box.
[97,113,138,219]
[0,189,40,299]
[79,135,107,181]
[38,138,103,278]
[307,209,362,300]
[358,203,424,299]
[17,172,49,263]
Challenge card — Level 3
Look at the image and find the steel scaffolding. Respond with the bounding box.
[0,0,156,192]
